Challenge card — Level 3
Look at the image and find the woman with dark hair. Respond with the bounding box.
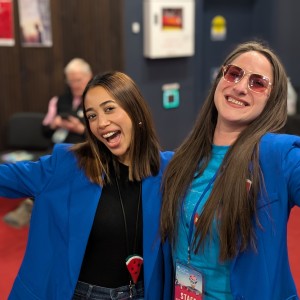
[160,41,299,299]
[1,71,173,299]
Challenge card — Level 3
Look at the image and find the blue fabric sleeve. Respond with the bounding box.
[0,144,72,199]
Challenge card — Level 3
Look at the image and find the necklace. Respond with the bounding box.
[115,174,143,297]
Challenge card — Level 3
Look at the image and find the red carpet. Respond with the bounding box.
[0,198,29,300]
[288,207,300,295]
[0,198,299,299]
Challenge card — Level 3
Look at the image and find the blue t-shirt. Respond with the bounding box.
[173,145,233,299]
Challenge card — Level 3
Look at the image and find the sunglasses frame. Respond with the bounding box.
[222,64,272,94]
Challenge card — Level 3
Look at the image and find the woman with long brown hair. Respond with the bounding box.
[161,40,299,299]
[1,71,173,300]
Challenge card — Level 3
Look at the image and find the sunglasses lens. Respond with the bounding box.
[249,74,269,93]
[223,65,244,83]
[223,64,270,93]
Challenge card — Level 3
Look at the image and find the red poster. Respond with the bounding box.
[0,0,15,46]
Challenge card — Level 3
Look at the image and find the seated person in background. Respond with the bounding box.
[42,57,93,144]
[3,58,92,228]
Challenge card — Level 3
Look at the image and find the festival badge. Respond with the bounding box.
[174,262,203,300]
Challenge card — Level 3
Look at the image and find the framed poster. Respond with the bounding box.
[17,0,52,47]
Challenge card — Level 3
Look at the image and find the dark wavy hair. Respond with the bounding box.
[160,40,288,260]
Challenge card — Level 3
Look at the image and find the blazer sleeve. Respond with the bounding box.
[163,239,174,299]
[0,144,72,199]
[283,139,300,207]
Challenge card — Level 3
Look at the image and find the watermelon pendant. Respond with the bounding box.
[126,255,143,284]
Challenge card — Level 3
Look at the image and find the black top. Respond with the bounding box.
[78,161,143,287]
[42,87,85,144]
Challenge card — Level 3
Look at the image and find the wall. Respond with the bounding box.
[1,0,299,151]
[198,0,300,107]
[270,0,300,89]
[124,0,300,150]
[123,0,200,150]
[0,0,124,150]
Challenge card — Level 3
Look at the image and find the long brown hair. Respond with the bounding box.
[71,71,161,185]
[160,41,288,260]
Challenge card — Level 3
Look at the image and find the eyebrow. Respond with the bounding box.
[85,99,115,113]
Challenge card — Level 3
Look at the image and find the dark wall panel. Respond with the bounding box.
[0,0,124,150]
[271,0,300,89]
[123,0,199,150]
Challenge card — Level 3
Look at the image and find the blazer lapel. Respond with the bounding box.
[142,175,162,293]
[67,169,101,287]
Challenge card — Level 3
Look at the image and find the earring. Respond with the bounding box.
[138,122,142,126]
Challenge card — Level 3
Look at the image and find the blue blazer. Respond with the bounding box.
[230,133,300,299]
[0,144,173,300]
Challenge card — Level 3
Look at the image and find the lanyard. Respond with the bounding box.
[181,170,219,264]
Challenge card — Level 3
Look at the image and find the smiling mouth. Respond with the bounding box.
[227,97,249,106]
[102,131,120,142]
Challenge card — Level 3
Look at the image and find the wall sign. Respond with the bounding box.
[211,15,226,41]
[162,83,180,109]
[144,0,195,59]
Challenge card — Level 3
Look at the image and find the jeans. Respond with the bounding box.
[73,280,144,300]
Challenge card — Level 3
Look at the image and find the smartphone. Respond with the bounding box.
[60,112,70,120]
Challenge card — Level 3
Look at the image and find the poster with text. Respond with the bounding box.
[0,0,15,46]
[17,0,52,47]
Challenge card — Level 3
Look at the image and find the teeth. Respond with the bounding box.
[227,97,245,106]
[103,131,116,138]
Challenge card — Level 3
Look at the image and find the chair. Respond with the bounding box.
[1,112,52,163]
[0,112,52,227]
[7,112,51,150]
